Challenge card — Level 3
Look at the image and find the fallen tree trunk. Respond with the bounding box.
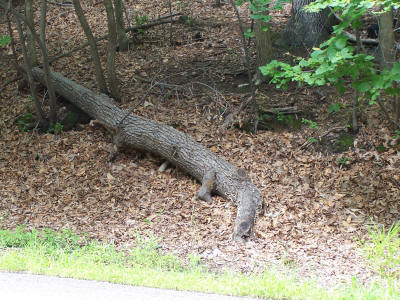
[32,67,262,242]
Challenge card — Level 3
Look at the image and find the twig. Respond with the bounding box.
[118,78,159,126]
[377,96,400,129]
[342,31,379,46]
[49,15,182,63]
[168,0,173,46]
[0,76,21,92]
[119,74,227,125]
[297,126,347,151]
[49,1,73,7]
[262,106,301,114]
[121,0,132,28]
[247,18,254,47]
[228,0,259,133]
[6,6,17,60]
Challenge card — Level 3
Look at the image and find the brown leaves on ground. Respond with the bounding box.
[1,0,399,288]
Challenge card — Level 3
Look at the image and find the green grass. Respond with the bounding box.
[0,225,399,300]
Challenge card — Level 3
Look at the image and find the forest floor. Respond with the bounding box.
[1,0,399,289]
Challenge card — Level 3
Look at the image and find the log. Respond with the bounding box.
[32,67,262,242]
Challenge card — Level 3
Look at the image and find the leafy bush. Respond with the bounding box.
[260,0,400,130]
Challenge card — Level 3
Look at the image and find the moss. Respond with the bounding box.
[60,111,79,131]
[16,113,35,132]
[376,144,387,153]
[338,133,354,148]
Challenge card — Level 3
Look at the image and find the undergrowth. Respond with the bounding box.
[0,225,399,300]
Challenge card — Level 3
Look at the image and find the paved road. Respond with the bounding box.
[0,271,260,300]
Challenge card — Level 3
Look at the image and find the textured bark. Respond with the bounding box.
[378,9,395,70]
[38,0,57,124]
[39,0,46,43]
[254,8,272,83]
[31,67,263,242]
[25,0,37,66]
[113,0,129,51]
[7,1,57,124]
[14,6,46,126]
[103,0,121,101]
[278,0,335,48]
[72,0,108,94]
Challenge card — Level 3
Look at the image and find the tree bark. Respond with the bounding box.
[277,0,335,48]
[254,6,272,84]
[38,0,57,124]
[113,0,129,51]
[31,67,263,242]
[103,0,121,101]
[72,0,109,94]
[8,1,57,124]
[14,5,46,127]
[25,0,38,66]
[378,8,395,70]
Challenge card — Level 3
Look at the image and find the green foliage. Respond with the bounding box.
[179,15,194,26]
[328,102,342,114]
[0,226,85,253]
[362,222,400,280]
[40,228,84,253]
[337,133,354,149]
[0,225,37,248]
[260,0,400,124]
[308,137,318,143]
[47,122,64,134]
[376,143,388,153]
[337,156,351,166]
[0,34,10,47]
[134,14,148,33]
[301,118,319,129]
[236,0,290,30]
[17,113,35,132]
[257,111,303,131]
[131,231,184,271]
[134,14,148,26]
[274,109,284,121]
[1,226,400,299]
[244,28,255,39]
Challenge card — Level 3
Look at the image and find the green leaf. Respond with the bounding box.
[328,102,341,114]
[335,37,347,49]
[355,82,370,93]
[390,63,400,81]
[0,34,11,47]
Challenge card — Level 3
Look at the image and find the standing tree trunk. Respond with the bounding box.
[13,4,47,128]
[31,67,263,242]
[254,6,272,84]
[25,0,37,66]
[104,0,121,101]
[38,0,57,124]
[378,8,399,126]
[277,0,335,48]
[378,8,395,70]
[72,0,109,94]
[8,0,58,125]
[113,0,129,51]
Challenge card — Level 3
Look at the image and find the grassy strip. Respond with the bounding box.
[0,225,399,300]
